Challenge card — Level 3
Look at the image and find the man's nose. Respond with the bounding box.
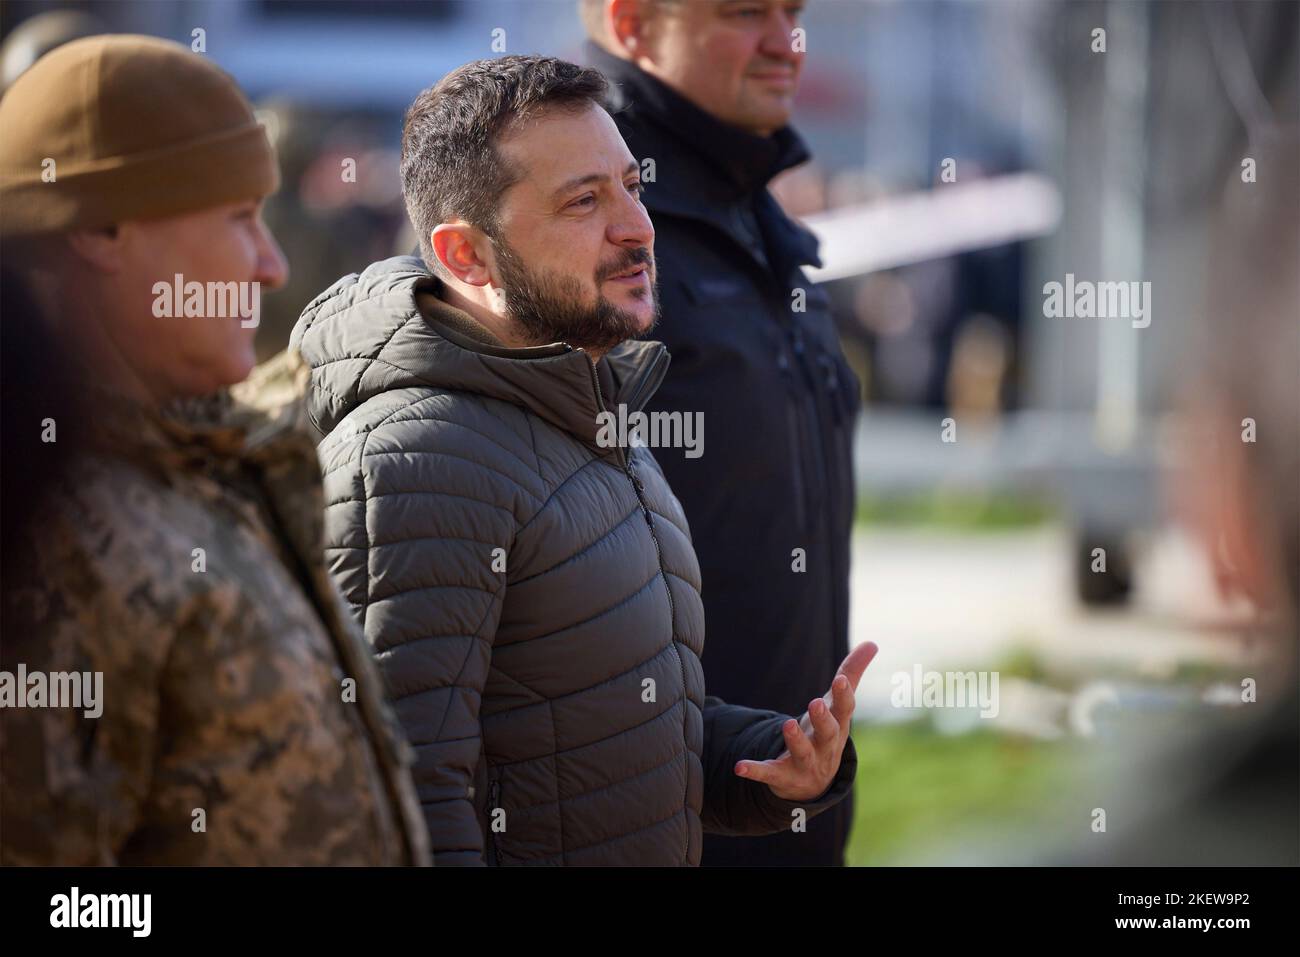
[608,193,654,250]
[254,220,289,291]
[759,9,803,61]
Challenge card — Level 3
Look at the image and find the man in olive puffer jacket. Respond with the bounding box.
[291,55,876,866]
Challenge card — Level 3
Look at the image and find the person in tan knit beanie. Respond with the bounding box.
[0,33,287,395]
[0,35,431,866]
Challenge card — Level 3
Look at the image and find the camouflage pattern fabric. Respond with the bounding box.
[0,350,430,866]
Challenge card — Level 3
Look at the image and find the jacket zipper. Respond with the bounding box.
[792,328,831,532]
[817,352,846,428]
[800,335,858,702]
[781,317,850,688]
[486,777,502,867]
[586,357,691,865]
[624,458,690,865]
[777,345,813,534]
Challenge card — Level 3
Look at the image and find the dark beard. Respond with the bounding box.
[493,238,658,354]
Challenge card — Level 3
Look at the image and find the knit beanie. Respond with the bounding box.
[0,34,278,238]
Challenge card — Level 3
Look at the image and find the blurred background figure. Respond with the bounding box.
[1061,132,1298,866]
[2,0,1294,865]
[254,99,407,357]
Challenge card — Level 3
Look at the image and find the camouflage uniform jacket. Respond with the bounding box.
[0,350,430,865]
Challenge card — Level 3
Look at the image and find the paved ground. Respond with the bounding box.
[847,522,1262,725]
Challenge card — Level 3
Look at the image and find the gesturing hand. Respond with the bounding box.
[734,642,879,802]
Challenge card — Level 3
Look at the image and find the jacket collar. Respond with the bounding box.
[92,350,319,480]
[291,257,669,469]
[415,278,670,468]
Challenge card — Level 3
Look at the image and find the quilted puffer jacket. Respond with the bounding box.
[291,256,856,865]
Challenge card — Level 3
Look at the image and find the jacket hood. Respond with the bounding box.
[289,256,669,462]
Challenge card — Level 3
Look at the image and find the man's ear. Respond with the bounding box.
[432,223,495,287]
[608,0,648,59]
[66,225,126,275]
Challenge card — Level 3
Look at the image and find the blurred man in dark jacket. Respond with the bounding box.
[582,0,862,865]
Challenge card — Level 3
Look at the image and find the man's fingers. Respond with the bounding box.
[782,717,816,765]
[808,698,839,748]
[829,673,855,726]
[734,757,786,787]
[834,641,879,694]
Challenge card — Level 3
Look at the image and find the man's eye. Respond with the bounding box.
[570,194,596,209]
[627,182,644,197]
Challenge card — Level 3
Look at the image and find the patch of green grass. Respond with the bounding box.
[845,721,1077,866]
[855,491,1056,531]
[986,644,1053,684]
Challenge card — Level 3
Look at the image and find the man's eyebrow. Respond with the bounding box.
[552,162,642,201]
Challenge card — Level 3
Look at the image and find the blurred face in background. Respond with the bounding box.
[626,0,807,136]
[72,199,289,400]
